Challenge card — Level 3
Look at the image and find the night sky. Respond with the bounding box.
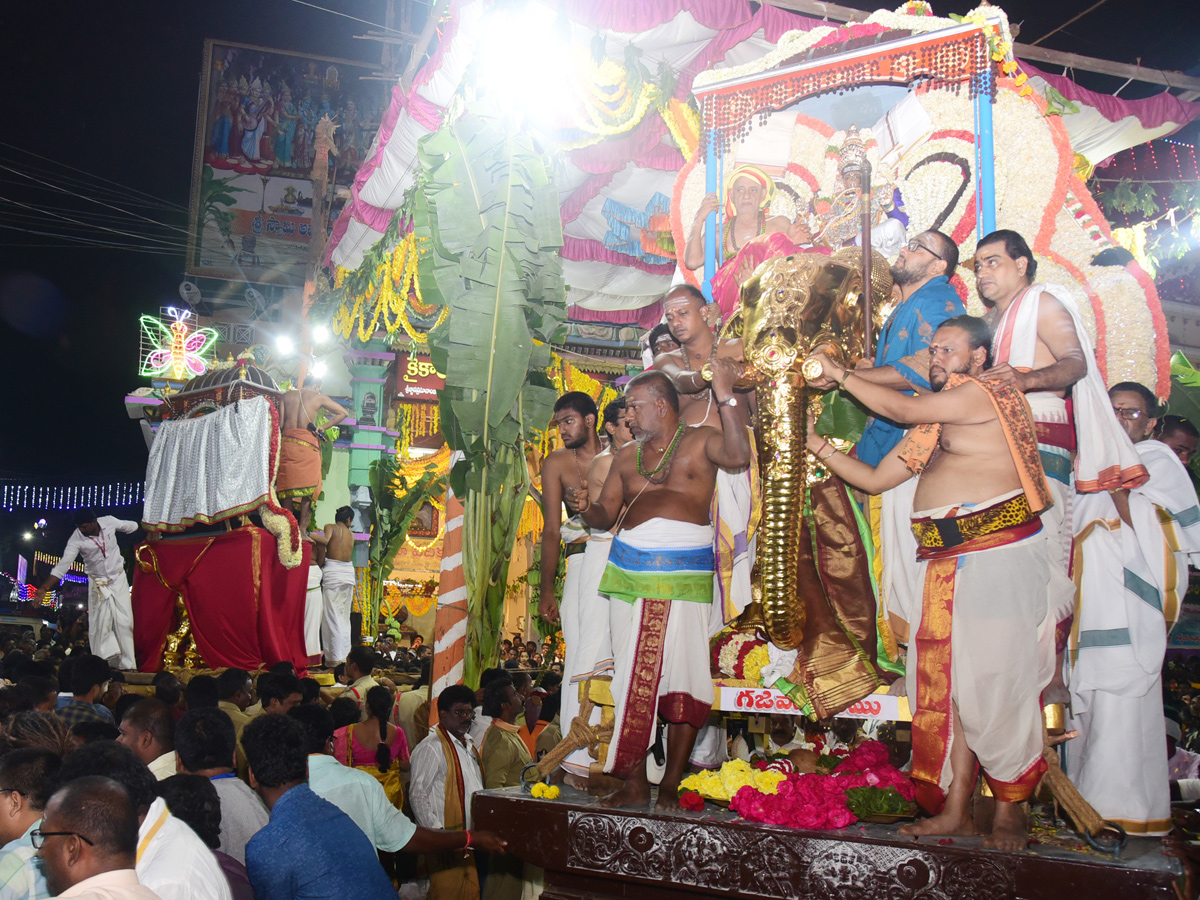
[0,0,1197,488]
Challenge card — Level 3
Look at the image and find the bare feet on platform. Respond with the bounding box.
[562,772,588,792]
[982,802,1028,852]
[655,776,684,811]
[599,778,652,809]
[899,809,976,839]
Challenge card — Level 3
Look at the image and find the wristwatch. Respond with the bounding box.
[718,397,738,408]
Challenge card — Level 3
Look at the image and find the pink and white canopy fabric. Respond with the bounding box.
[1024,63,1200,166]
[326,0,1200,318]
[328,0,817,316]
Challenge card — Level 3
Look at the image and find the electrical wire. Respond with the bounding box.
[1029,0,1112,47]
[286,0,402,34]
[0,195,190,250]
[0,141,187,211]
[0,163,195,238]
[0,222,187,254]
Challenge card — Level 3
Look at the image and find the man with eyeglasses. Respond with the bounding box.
[35,776,161,900]
[409,685,486,900]
[1066,380,1200,836]
[976,229,1147,718]
[809,229,965,663]
[0,749,61,900]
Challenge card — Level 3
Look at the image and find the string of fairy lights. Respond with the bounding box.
[0,482,143,512]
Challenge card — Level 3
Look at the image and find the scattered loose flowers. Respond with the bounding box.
[684,741,916,830]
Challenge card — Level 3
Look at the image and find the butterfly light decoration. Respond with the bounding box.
[141,307,219,380]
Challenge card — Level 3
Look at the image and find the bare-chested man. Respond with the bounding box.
[550,399,637,784]
[311,505,355,666]
[574,364,750,809]
[976,229,1144,709]
[806,315,1067,850]
[279,376,349,535]
[653,285,747,429]
[537,392,604,783]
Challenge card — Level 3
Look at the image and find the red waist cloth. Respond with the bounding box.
[132,526,311,672]
[1034,397,1076,452]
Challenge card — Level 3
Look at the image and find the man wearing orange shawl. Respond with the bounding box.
[410,685,486,900]
[805,315,1068,852]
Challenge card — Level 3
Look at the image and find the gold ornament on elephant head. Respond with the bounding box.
[731,248,892,650]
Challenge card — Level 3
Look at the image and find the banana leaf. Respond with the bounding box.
[1166,351,1200,478]
[410,104,566,686]
[363,455,445,640]
[815,389,868,444]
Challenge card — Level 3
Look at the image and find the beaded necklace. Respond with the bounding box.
[636,423,686,484]
[724,210,765,257]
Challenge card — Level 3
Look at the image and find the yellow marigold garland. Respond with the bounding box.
[661,97,700,160]
[330,232,447,344]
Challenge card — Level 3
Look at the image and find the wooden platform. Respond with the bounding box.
[474,786,1180,900]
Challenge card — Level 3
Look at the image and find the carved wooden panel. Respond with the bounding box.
[565,811,1015,900]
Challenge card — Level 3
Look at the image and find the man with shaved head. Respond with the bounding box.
[36,775,160,899]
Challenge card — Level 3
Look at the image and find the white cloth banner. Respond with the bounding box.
[142,396,273,530]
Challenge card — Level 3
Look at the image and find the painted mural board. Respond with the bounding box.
[187,40,381,286]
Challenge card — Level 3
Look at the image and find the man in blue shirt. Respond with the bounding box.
[0,748,60,900]
[850,230,965,467]
[241,715,397,900]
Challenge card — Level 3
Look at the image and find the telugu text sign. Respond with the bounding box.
[716,686,911,722]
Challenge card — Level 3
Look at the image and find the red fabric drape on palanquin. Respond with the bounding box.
[132,527,310,672]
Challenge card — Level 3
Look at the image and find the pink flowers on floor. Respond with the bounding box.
[729,740,915,829]
[731,772,857,829]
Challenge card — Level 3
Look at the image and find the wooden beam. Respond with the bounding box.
[762,0,1200,95]
[763,0,868,22]
[1012,43,1200,94]
[353,30,419,46]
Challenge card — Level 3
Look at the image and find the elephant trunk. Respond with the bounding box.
[755,369,810,651]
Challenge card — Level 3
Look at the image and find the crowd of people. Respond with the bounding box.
[7,161,1200,899]
[0,634,585,900]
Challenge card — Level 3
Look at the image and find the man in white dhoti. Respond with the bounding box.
[315,506,356,665]
[37,509,139,669]
[979,229,1146,707]
[655,285,757,769]
[557,400,635,782]
[536,392,604,786]
[574,365,751,809]
[808,316,1066,850]
[1067,382,1200,835]
[304,554,324,662]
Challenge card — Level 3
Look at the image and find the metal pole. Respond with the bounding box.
[703,121,718,304]
[976,67,997,238]
[860,160,873,358]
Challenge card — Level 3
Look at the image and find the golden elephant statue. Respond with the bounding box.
[733,247,895,718]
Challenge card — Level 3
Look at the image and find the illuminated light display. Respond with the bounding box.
[140,307,218,380]
[1,482,143,511]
